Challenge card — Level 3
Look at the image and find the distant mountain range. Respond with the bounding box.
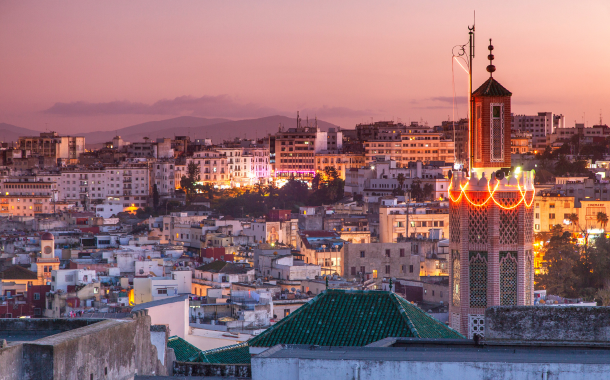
[0,115,341,147]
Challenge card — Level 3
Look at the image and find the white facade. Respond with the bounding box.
[133,276,180,304]
[58,164,150,208]
[152,160,175,198]
[50,269,97,292]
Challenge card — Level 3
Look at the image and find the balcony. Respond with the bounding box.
[123,177,132,183]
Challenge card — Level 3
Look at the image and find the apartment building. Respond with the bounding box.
[378,198,449,241]
[274,115,328,178]
[399,131,454,165]
[511,131,533,154]
[0,176,59,216]
[217,146,271,186]
[18,131,85,160]
[186,150,229,187]
[152,160,175,198]
[546,123,610,149]
[511,112,565,149]
[343,242,420,283]
[58,163,150,208]
[314,152,366,179]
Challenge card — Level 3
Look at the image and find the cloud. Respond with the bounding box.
[299,105,378,118]
[42,95,278,118]
[429,96,467,104]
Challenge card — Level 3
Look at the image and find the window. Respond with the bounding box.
[400,248,405,257]
[402,265,406,273]
[372,269,378,278]
[385,265,390,274]
[563,213,570,220]
[157,289,167,295]
[549,203,555,209]
[409,265,414,273]
[351,267,356,275]
[432,290,435,296]
[284,309,290,317]
[549,213,555,220]
[385,249,390,257]
[360,266,365,274]
[440,291,443,298]
[360,251,365,258]
[535,213,540,219]
[34,293,40,300]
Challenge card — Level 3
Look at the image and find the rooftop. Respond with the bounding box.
[248,289,463,348]
[195,261,251,274]
[256,339,610,364]
[0,265,38,280]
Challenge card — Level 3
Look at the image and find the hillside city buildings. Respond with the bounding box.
[1,62,610,380]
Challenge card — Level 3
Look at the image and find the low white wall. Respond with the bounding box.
[252,359,610,380]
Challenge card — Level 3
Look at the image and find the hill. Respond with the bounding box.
[0,123,44,145]
[0,115,342,146]
[82,116,230,144]
[86,115,340,144]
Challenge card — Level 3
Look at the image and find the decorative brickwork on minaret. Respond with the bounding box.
[448,40,535,338]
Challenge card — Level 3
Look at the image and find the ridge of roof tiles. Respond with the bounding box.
[472,77,512,97]
[193,342,251,364]
[167,336,202,362]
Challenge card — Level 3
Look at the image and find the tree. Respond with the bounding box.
[180,161,200,202]
[410,179,423,201]
[423,183,435,201]
[397,173,406,190]
[536,225,581,298]
[597,212,609,231]
[152,184,160,210]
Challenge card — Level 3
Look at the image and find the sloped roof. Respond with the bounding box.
[248,289,464,348]
[193,342,250,364]
[472,77,512,97]
[167,336,202,362]
[0,265,38,280]
[195,261,250,274]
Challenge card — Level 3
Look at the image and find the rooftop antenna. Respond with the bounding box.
[297,111,301,128]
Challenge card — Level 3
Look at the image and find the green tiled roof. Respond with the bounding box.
[249,289,464,347]
[193,343,250,364]
[167,336,202,362]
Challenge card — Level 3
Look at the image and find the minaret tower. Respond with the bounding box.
[448,40,535,338]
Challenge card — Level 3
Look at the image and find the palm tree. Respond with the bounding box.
[566,213,579,227]
[397,173,406,190]
[597,212,609,231]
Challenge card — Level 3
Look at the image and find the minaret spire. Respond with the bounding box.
[486,39,495,77]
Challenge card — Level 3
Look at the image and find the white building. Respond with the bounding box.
[132,276,180,304]
[512,112,565,149]
[50,269,97,292]
[152,160,175,198]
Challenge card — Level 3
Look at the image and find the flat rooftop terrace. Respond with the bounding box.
[257,339,610,365]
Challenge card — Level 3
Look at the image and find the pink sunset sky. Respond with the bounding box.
[1,1,609,134]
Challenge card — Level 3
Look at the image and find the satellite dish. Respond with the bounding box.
[495,171,505,180]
